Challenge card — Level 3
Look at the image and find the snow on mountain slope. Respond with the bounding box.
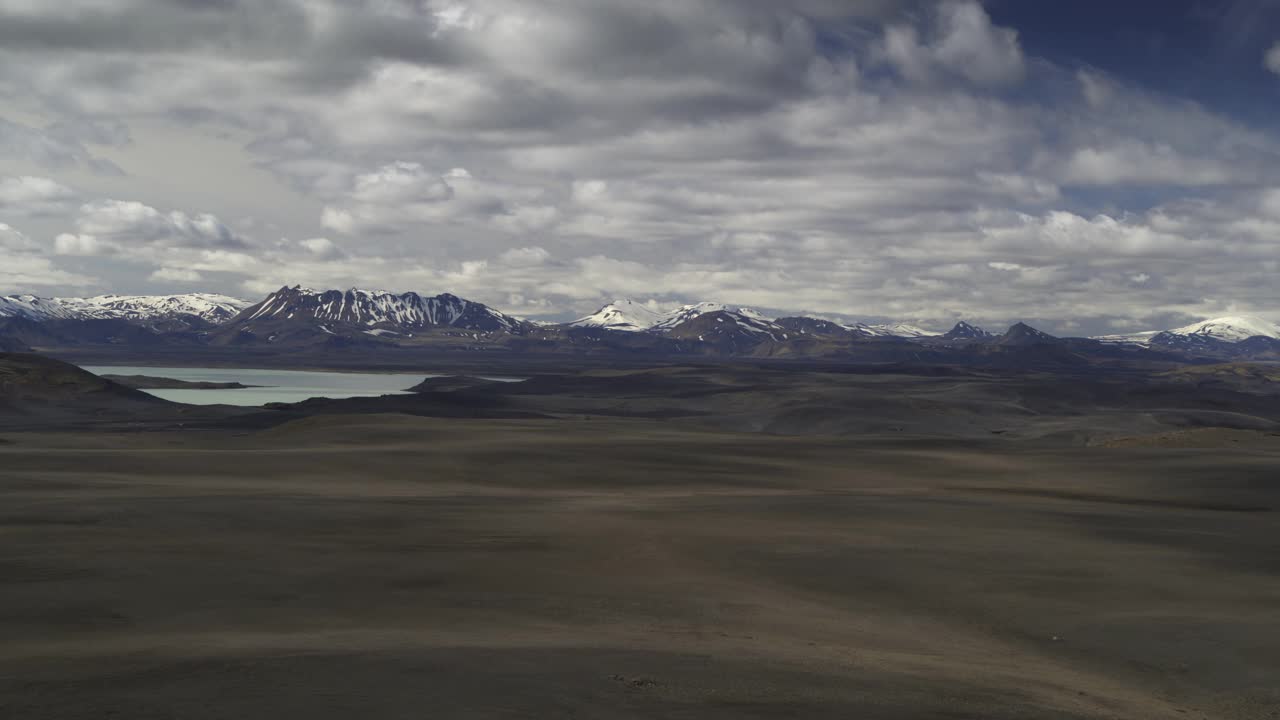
[0,293,251,324]
[572,299,768,333]
[651,303,768,332]
[1095,316,1280,345]
[237,286,524,333]
[1167,316,1280,342]
[570,299,667,332]
[1092,330,1162,346]
[663,310,789,349]
[71,294,251,323]
[0,295,84,321]
[848,322,941,339]
[942,321,993,340]
[572,298,946,340]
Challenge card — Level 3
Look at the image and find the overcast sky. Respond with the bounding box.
[1,0,1278,334]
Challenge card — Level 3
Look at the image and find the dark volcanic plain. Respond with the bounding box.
[2,354,1279,719]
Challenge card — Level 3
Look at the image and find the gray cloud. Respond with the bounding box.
[881,0,1026,88]
[0,116,124,174]
[0,221,96,289]
[0,175,77,216]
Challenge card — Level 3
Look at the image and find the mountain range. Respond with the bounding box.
[569,300,939,339]
[1095,316,1280,351]
[0,293,250,326]
[2,287,1278,362]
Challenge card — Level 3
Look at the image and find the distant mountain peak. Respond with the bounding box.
[1094,315,1280,347]
[1168,315,1280,343]
[235,286,524,334]
[943,321,991,339]
[663,308,788,347]
[0,293,251,325]
[571,299,668,332]
[999,322,1057,346]
[571,299,765,333]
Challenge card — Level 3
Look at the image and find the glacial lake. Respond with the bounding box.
[83,366,512,407]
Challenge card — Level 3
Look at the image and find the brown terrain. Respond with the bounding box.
[1,353,1278,719]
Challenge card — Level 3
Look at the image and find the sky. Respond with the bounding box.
[1,0,1278,335]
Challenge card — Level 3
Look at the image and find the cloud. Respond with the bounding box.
[59,200,249,256]
[0,1,1279,332]
[1057,142,1234,186]
[0,175,77,216]
[54,233,108,256]
[149,266,203,283]
[0,222,95,290]
[881,1,1025,88]
[1266,42,1280,75]
[0,222,35,252]
[297,236,342,257]
[320,162,559,236]
[0,116,123,174]
[498,246,551,265]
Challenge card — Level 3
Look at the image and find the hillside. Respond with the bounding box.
[0,353,165,418]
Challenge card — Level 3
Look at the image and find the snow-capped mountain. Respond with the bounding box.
[0,295,84,321]
[571,299,769,334]
[662,310,789,353]
[572,298,939,339]
[1095,316,1280,346]
[651,303,772,333]
[233,286,525,334]
[1166,316,1280,343]
[0,293,251,324]
[570,299,668,332]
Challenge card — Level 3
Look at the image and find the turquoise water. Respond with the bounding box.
[84,366,439,406]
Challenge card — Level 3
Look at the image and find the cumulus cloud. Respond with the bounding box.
[0,175,77,216]
[149,266,203,283]
[0,174,75,207]
[882,1,1025,88]
[321,162,559,236]
[57,200,249,256]
[0,222,95,290]
[1266,42,1280,75]
[53,233,107,256]
[296,237,345,260]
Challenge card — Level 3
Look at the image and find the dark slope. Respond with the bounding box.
[336,364,1280,441]
[663,311,785,356]
[774,317,853,338]
[0,353,165,416]
[942,321,992,341]
[0,353,244,429]
[998,322,1059,346]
